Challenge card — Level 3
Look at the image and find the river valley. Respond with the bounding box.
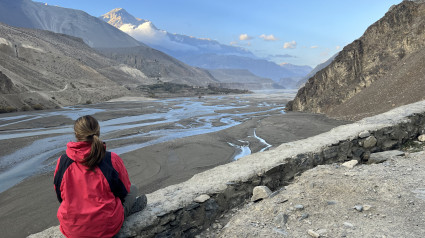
[0,90,349,237]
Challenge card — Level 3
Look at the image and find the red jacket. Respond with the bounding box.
[54,141,131,238]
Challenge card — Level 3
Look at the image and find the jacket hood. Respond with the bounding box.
[66,141,93,162]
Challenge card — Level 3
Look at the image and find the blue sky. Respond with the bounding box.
[38,0,402,67]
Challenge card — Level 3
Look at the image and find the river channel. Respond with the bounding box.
[0,90,296,193]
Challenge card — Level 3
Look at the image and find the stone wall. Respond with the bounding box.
[29,100,425,238]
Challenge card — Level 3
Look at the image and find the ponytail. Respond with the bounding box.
[74,115,105,171]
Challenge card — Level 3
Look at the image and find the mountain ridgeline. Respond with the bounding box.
[287,1,425,120]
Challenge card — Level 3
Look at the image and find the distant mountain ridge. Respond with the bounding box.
[101,8,312,86]
[207,69,277,90]
[0,0,141,48]
[287,1,425,120]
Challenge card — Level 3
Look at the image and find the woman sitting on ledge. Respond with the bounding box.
[54,115,147,238]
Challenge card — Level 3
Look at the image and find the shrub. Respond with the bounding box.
[0,106,17,113]
[86,100,92,104]
[21,105,31,111]
[32,104,43,110]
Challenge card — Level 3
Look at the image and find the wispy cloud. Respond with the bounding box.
[283,40,297,49]
[239,34,253,41]
[311,45,319,49]
[260,34,278,41]
[230,41,238,45]
[336,45,341,50]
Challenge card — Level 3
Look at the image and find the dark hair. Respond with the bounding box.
[74,115,105,171]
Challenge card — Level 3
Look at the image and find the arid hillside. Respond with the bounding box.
[287,1,425,120]
[0,23,152,111]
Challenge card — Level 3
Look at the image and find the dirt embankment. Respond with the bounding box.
[203,142,425,238]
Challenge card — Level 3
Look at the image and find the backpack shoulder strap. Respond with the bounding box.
[98,152,128,203]
[53,154,74,203]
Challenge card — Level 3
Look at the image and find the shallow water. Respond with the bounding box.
[0,91,294,193]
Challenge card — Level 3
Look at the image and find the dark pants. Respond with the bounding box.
[123,185,138,218]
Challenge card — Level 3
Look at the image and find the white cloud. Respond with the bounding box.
[283,41,297,49]
[230,41,238,46]
[239,34,253,41]
[336,45,341,50]
[259,34,278,41]
[311,45,319,49]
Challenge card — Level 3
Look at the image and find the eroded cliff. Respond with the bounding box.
[287,1,425,118]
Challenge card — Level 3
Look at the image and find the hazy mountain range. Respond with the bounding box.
[100,8,312,84]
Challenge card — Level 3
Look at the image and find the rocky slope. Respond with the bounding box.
[97,47,219,87]
[0,22,151,111]
[0,0,141,48]
[287,1,425,118]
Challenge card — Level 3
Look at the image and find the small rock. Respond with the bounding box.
[273,213,289,226]
[251,186,272,202]
[354,205,363,212]
[344,222,354,228]
[308,229,320,238]
[382,140,398,150]
[212,223,222,229]
[359,131,370,138]
[299,213,309,221]
[194,194,210,203]
[363,205,372,211]
[327,200,337,205]
[418,134,425,142]
[363,136,377,148]
[342,160,358,169]
[294,204,304,210]
[317,229,328,236]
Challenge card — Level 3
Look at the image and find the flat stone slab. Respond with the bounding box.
[367,150,405,164]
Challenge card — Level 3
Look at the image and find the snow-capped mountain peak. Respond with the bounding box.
[100,8,148,28]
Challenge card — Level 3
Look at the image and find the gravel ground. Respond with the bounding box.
[200,142,425,238]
